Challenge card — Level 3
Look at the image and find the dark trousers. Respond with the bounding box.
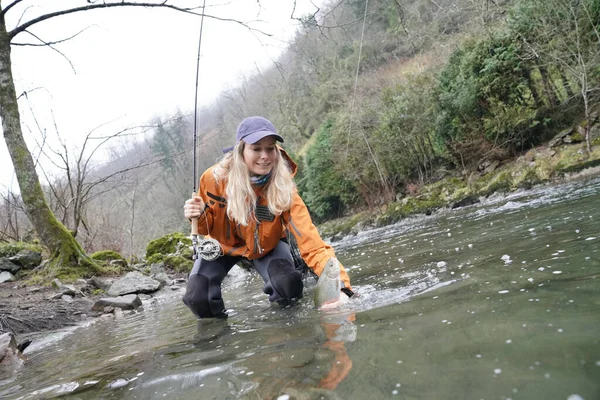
[182,240,303,319]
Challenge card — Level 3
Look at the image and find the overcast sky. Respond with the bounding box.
[1,0,321,193]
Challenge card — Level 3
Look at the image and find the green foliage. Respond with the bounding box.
[146,232,192,259]
[435,33,547,168]
[300,120,357,222]
[376,74,444,183]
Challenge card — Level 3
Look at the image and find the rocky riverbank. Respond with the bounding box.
[0,236,192,379]
[319,139,600,240]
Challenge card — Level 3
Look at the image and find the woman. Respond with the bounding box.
[182,116,353,319]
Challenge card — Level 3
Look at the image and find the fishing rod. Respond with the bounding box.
[191,0,222,262]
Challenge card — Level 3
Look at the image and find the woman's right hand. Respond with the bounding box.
[184,195,205,219]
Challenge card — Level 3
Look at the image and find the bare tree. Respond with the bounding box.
[0,189,29,241]
[42,122,156,238]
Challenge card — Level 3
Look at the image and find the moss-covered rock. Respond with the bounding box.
[146,232,192,259]
[511,167,542,190]
[556,157,600,174]
[376,195,446,226]
[90,250,126,263]
[0,241,44,258]
[27,261,117,285]
[145,253,164,266]
[475,170,512,196]
[162,255,194,273]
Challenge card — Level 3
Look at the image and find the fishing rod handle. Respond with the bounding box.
[191,192,199,236]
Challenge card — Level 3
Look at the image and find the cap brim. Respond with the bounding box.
[242,131,284,145]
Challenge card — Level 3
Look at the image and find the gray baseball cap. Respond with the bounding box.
[223,116,283,153]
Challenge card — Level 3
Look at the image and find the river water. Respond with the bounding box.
[2,177,599,400]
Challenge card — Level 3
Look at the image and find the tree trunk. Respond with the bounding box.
[538,66,558,107]
[0,16,93,272]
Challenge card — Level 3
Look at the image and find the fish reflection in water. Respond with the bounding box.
[187,307,357,399]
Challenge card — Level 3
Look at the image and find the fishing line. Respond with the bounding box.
[345,0,388,195]
[191,0,222,261]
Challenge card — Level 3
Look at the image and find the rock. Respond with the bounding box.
[131,263,146,271]
[92,294,142,311]
[451,195,480,209]
[8,250,42,269]
[484,160,500,174]
[0,332,25,382]
[109,259,128,269]
[17,340,32,353]
[52,279,79,296]
[549,127,574,147]
[88,276,116,292]
[107,272,162,296]
[61,295,74,303]
[0,258,20,273]
[149,263,170,286]
[0,271,16,283]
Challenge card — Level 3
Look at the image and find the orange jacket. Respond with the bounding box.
[194,149,351,289]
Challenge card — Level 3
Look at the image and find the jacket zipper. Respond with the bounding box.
[254,220,263,255]
[254,196,264,255]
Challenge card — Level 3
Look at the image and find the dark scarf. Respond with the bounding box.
[250,171,272,186]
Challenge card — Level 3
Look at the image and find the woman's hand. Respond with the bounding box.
[184,195,205,219]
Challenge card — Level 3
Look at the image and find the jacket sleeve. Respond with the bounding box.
[194,169,215,236]
[286,192,352,290]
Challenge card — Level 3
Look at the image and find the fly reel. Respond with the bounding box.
[197,238,223,261]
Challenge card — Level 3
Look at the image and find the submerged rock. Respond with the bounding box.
[0,332,25,384]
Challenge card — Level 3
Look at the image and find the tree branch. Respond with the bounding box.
[1,0,24,17]
[12,25,93,47]
[7,2,273,40]
[16,30,77,73]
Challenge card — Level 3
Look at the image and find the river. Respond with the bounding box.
[2,177,599,400]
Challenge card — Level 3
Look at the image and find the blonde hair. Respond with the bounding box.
[213,141,295,226]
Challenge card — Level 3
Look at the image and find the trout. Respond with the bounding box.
[314,258,348,309]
